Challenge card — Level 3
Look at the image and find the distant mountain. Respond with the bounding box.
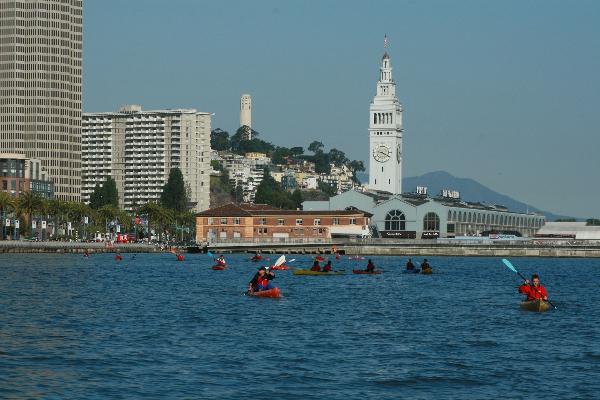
[402,171,575,221]
[356,170,575,221]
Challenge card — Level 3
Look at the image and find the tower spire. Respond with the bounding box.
[384,33,388,49]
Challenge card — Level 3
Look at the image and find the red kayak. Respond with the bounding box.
[270,265,289,270]
[248,288,281,298]
[352,269,383,275]
[176,254,185,261]
[211,265,227,270]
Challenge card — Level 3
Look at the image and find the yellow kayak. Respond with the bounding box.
[421,268,433,275]
[520,299,551,312]
[293,269,344,276]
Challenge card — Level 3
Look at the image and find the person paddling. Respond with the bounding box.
[518,274,549,301]
[215,254,226,266]
[420,259,431,272]
[365,259,376,272]
[322,260,332,272]
[406,258,415,271]
[310,260,321,272]
[248,266,275,293]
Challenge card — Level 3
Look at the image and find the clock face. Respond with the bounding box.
[373,144,391,163]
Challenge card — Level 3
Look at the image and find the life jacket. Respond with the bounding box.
[257,275,269,289]
[519,284,548,301]
[323,264,332,272]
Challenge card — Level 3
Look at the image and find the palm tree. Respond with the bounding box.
[0,192,16,240]
[139,202,173,241]
[17,192,43,236]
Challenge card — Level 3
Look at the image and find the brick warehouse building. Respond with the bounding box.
[195,203,372,243]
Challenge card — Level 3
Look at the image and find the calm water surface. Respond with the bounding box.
[0,253,599,399]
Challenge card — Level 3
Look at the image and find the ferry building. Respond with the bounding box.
[303,44,545,239]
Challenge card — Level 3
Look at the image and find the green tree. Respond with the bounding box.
[308,141,324,154]
[17,191,43,235]
[160,168,188,212]
[89,177,118,209]
[291,189,303,209]
[318,180,337,196]
[586,218,600,226]
[313,151,331,174]
[556,218,576,222]
[328,148,348,166]
[348,160,366,183]
[0,192,16,240]
[271,146,292,165]
[210,128,230,151]
[290,146,304,157]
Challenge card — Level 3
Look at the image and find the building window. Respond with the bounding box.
[233,217,240,225]
[220,217,227,225]
[296,218,303,226]
[423,212,440,231]
[259,217,267,225]
[350,218,356,225]
[277,218,284,226]
[314,218,321,226]
[332,217,339,225]
[385,210,405,231]
[447,223,455,233]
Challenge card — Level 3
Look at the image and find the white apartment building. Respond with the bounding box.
[82,105,211,212]
[0,0,83,201]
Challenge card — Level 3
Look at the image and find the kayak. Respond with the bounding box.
[421,268,433,275]
[352,270,383,275]
[520,299,551,312]
[402,269,421,274]
[176,254,184,261]
[248,288,281,298]
[270,265,290,270]
[211,265,227,270]
[293,269,344,276]
[251,256,262,262]
[314,256,325,262]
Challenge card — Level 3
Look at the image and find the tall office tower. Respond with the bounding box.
[240,94,252,140]
[82,105,212,212]
[0,0,83,201]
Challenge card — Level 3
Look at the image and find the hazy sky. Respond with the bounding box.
[84,0,600,217]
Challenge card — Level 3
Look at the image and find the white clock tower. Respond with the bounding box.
[369,42,404,194]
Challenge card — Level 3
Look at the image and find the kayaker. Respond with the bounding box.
[406,258,415,270]
[420,259,431,271]
[251,252,262,261]
[518,274,548,301]
[216,254,226,266]
[323,261,332,272]
[366,259,376,272]
[248,266,275,293]
[310,260,321,272]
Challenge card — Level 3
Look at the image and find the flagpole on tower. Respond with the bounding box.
[384,34,388,49]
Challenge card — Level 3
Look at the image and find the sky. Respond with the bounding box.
[84,0,600,218]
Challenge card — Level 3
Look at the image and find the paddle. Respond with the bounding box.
[501,259,557,310]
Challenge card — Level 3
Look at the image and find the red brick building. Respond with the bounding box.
[195,203,372,242]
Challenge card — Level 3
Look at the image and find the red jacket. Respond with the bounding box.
[518,284,548,301]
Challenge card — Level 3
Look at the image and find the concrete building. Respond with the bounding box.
[303,189,545,239]
[82,105,211,212]
[196,203,372,243]
[0,153,53,198]
[240,94,252,139]
[536,222,600,240]
[0,0,83,201]
[369,48,404,194]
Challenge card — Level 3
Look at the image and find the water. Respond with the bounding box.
[0,253,599,399]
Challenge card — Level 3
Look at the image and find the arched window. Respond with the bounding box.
[385,210,405,231]
[448,210,452,220]
[423,212,440,231]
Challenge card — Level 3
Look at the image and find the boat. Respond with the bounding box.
[352,270,383,275]
[251,256,263,262]
[421,268,433,275]
[520,299,551,312]
[293,269,344,276]
[176,254,185,261]
[211,265,227,270]
[248,288,281,298]
[270,265,290,270]
[402,269,421,274]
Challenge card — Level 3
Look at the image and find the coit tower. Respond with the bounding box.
[240,94,252,140]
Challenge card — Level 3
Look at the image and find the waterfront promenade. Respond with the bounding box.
[2,239,599,257]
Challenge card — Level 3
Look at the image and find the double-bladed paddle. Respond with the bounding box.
[501,258,557,310]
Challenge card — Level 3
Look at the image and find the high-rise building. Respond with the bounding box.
[240,94,252,139]
[368,48,404,195]
[82,105,211,212]
[0,0,83,201]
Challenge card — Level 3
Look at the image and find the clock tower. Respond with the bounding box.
[369,41,404,194]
